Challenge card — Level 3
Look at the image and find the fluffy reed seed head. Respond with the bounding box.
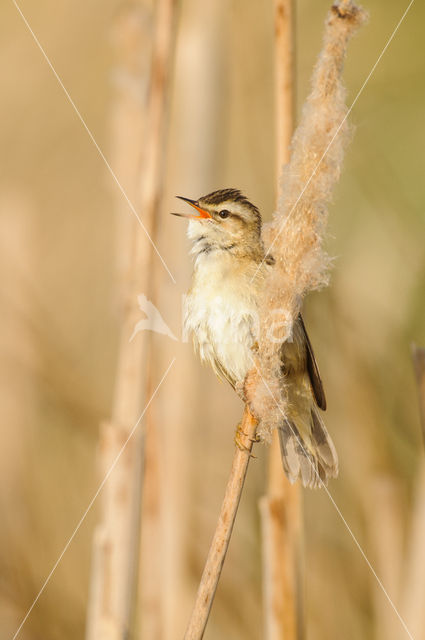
[247,1,368,439]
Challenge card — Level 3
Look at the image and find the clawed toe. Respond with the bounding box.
[234,423,257,457]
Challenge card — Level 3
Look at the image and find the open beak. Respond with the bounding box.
[170,196,212,219]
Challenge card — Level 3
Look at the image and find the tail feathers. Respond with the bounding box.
[277,409,338,489]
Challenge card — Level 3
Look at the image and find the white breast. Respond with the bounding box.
[184,252,260,385]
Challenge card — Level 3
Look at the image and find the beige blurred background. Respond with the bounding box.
[1,0,424,638]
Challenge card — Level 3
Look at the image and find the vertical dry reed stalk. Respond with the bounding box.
[260,3,303,639]
[274,0,295,171]
[135,0,179,637]
[86,6,152,638]
[86,8,152,639]
[402,462,425,640]
[364,477,403,640]
[401,345,425,638]
[86,1,178,638]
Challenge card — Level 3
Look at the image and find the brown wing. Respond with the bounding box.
[298,314,327,411]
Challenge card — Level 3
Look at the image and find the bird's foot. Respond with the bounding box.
[234,423,257,456]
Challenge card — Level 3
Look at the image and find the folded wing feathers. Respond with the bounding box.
[278,411,338,489]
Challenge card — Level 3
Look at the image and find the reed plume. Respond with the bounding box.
[247,0,368,440]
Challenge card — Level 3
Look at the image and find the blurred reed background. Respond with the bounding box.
[1,0,424,639]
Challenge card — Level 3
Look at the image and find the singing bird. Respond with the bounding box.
[172,188,338,488]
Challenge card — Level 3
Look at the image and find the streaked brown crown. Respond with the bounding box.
[198,188,262,235]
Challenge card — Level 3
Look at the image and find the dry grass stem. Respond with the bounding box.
[136,1,179,637]
[86,2,178,638]
[183,408,258,640]
[402,462,425,639]
[364,477,403,640]
[261,2,303,640]
[401,346,425,637]
[274,0,295,173]
[86,8,152,637]
[260,449,303,640]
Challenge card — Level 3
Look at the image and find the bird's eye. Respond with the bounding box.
[218,209,230,219]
